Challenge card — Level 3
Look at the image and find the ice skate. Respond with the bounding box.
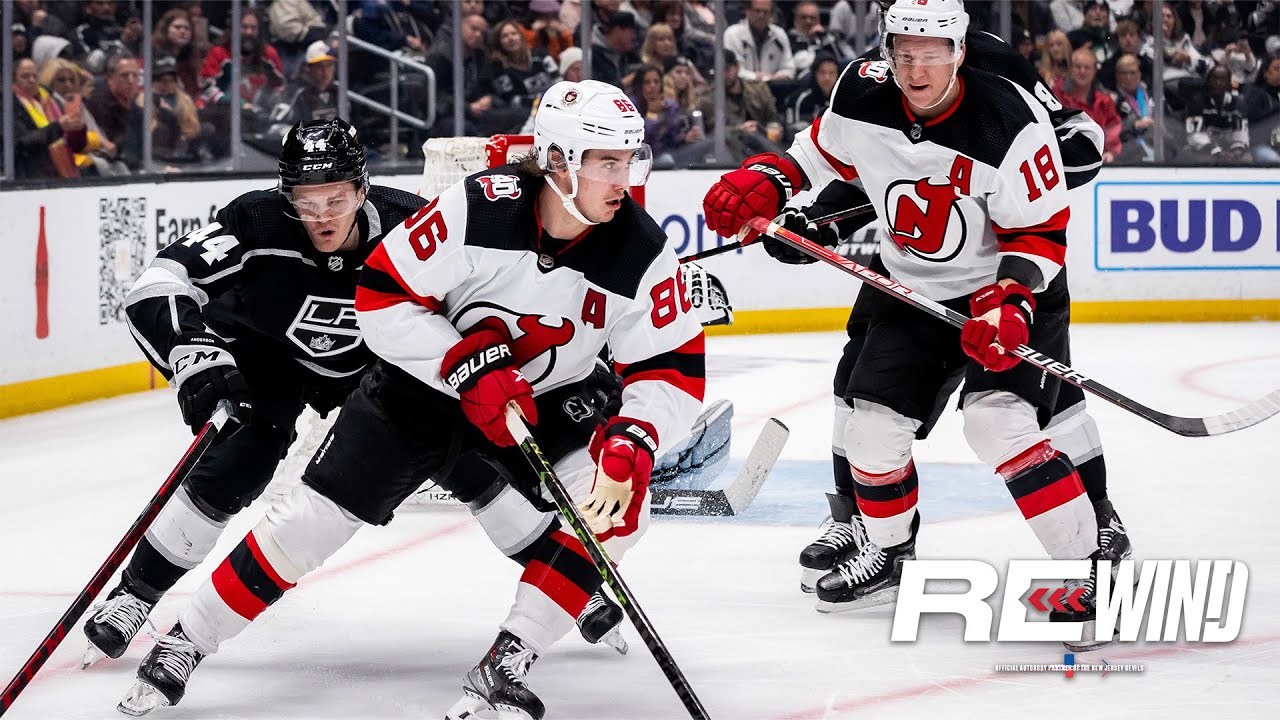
[799,492,865,593]
[577,591,628,655]
[117,623,205,716]
[1050,551,1121,652]
[1094,498,1132,563]
[445,631,544,720]
[815,514,917,613]
[83,586,155,668]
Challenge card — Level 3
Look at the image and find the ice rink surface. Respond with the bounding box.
[3,324,1279,719]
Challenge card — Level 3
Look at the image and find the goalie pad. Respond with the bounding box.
[651,398,733,485]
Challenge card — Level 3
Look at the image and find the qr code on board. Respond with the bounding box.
[98,197,148,325]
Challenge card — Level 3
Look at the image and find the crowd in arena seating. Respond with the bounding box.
[9,0,1280,180]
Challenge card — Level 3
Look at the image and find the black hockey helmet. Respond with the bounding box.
[278,118,367,191]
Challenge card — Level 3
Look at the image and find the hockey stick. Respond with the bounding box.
[503,407,711,720]
[0,403,234,717]
[653,418,789,517]
[679,202,874,264]
[744,216,1280,437]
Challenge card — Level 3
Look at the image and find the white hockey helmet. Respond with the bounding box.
[534,80,653,224]
[879,0,969,65]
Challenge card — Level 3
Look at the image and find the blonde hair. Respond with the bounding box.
[37,58,85,95]
[1039,30,1071,85]
[641,23,676,66]
[664,68,698,111]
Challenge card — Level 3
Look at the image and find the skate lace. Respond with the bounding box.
[152,633,200,682]
[90,593,152,639]
[834,543,886,586]
[497,647,535,681]
[1097,517,1127,560]
[579,593,607,622]
[815,518,866,551]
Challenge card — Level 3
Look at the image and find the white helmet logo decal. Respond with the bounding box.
[302,137,329,152]
[562,89,579,105]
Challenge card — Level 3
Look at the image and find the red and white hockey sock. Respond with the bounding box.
[180,530,296,655]
[998,440,1098,559]
[500,529,601,655]
[851,460,919,548]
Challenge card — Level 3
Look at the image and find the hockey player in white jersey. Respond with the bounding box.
[703,0,1127,649]
[117,80,703,719]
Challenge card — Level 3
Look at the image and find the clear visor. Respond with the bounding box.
[572,144,653,187]
[885,37,961,69]
[281,181,366,222]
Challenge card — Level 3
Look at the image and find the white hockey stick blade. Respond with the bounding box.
[651,418,789,517]
[724,418,789,515]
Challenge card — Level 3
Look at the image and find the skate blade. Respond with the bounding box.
[444,689,495,720]
[800,567,825,594]
[599,627,629,655]
[494,703,537,720]
[814,586,898,614]
[117,680,169,717]
[1062,619,1117,653]
[82,643,108,670]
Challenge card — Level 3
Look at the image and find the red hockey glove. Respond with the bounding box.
[580,418,658,538]
[961,283,1036,372]
[441,329,537,447]
[703,153,802,238]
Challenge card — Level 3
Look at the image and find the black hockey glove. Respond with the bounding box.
[168,331,253,434]
[763,209,840,264]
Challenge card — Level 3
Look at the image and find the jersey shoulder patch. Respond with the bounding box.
[829,60,900,120]
[461,165,540,252]
[366,185,430,239]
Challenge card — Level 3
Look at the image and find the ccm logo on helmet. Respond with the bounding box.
[301,162,335,171]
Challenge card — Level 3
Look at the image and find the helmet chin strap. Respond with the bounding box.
[546,166,599,226]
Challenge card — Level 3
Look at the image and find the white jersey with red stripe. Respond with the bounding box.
[354,166,705,454]
[787,62,1071,301]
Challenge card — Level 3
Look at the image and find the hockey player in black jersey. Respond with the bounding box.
[82,118,429,669]
[704,0,1129,650]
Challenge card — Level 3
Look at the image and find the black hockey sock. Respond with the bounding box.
[1076,454,1108,503]
[831,451,862,516]
[121,538,186,604]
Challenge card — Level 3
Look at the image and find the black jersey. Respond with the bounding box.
[125,185,427,388]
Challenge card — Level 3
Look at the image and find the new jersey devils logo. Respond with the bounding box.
[477,174,522,201]
[461,303,576,385]
[884,178,967,262]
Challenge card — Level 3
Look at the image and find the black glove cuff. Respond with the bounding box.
[444,344,515,393]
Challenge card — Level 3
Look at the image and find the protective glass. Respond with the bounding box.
[573,144,653,187]
[281,181,366,222]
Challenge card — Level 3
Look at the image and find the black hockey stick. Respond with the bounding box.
[744,216,1280,437]
[679,203,874,264]
[0,403,234,717]
[503,407,711,720]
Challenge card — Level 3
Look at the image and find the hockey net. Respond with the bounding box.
[418,135,534,199]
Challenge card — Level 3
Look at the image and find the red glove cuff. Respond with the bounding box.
[441,329,515,391]
[969,283,1035,323]
[741,153,802,202]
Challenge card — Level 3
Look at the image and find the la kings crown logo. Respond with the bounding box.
[287,295,363,357]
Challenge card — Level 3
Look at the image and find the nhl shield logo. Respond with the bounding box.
[327,256,344,271]
[287,295,363,357]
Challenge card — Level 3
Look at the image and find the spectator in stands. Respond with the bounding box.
[1068,1,1112,63]
[1143,3,1210,83]
[85,53,143,172]
[73,0,122,74]
[39,56,113,175]
[1056,47,1122,163]
[1178,0,1243,56]
[1049,0,1088,34]
[428,13,520,136]
[267,0,330,78]
[524,0,574,62]
[629,64,684,165]
[353,0,438,62]
[16,1,69,49]
[591,11,641,88]
[658,0,715,76]
[1100,19,1152,91]
[1245,2,1280,58]
[1014,27,1035,64]
[152,8,203,97]
[198,8,285,155]
[117,10,145,58]
[1010,0,1055,42]
[787,0,852,76]
[1112,53,1158,162]
[1214,33,1260,90]
[559,46,584,83]
[149,55,202,164]
[14,56,86,179]
[784,52,837,135]
[1184,65,1251,163]
[273,40,341,127]
[1242,54,1280,163]
[664,55,704,145]
[701,49,784,162]
[723,0,794,82]
[641,23,679,68]
[489,18,560,113]
[1040,30,1072,89]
